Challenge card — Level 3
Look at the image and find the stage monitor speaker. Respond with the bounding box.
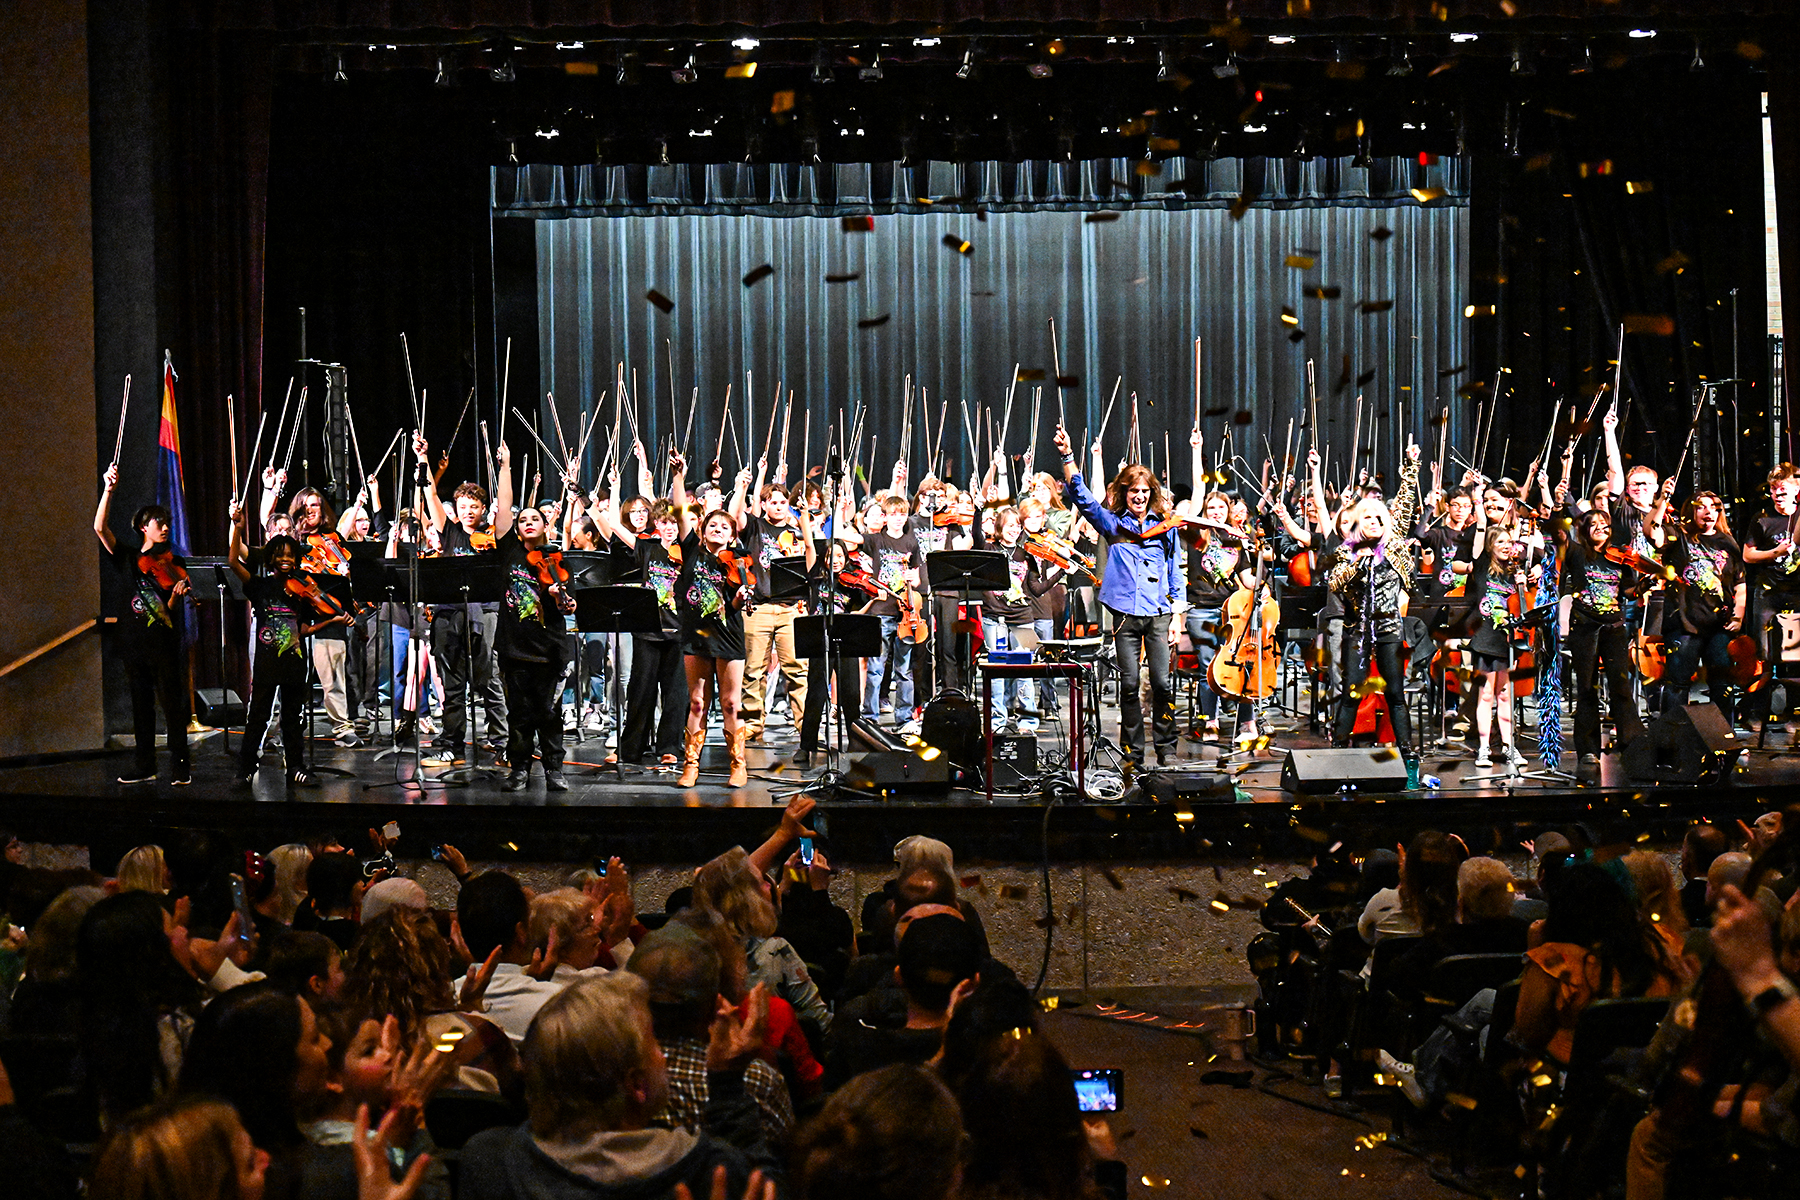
[849,717,907,752]
[1280,747,1408,795]
[990,735,1038,790]
[1621,703,1742,785]
[1140,769,1240,805]
[196,687,245,726]
[840,751,951,798]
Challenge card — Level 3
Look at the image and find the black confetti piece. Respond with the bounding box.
[645,289,675,313]
[741,263,774,288]
[857,314,891,329]
[942,233,973,255]
[1360,300,1394,315]
[824,272,860,284]
[1085,211,1122,223]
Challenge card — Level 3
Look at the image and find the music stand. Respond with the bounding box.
[364,555,436,787]
[184,558,245,755]
[926,550,1009,700]
[779,552,883,796]
[576,586,665,781]
[560,550,613,735]
[408,557,507,786]
[345,543,390,750]
[299,571,359,779]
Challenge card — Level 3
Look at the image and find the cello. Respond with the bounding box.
[1209,538,1280,703]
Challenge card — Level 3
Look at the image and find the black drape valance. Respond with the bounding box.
[494,154,1469,219]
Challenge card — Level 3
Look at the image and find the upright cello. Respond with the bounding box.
[1209,537,1280,704]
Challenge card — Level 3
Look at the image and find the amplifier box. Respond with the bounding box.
[991,735,1038,789]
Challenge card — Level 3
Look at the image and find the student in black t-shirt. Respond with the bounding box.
[1662,492,1747,727]
[731,463,811,744]
[495,502,573,792]
[858,496,926,726]
[674,477,756,790]
[227,502,351,787]
[94,463,192,785]
[1744,463,1800,735]
[1563,508,1648,764]
[598,450,690,769]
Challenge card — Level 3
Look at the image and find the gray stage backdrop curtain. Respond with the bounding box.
[527,158,1467,494]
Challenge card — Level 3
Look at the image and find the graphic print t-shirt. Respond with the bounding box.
[1668,531,1742,630]
[639,537,683,637]
[1563,543,1629,625]
[111,542,186,652]
[496,531,567,664]
[742,515,805,602]
[676,532,743,640]
[860,530,921,618]
[1751,513,1800,596]
[244,574,310,682]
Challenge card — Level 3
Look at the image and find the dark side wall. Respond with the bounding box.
[0,0,103,756]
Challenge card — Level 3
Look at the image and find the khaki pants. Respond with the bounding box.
[743,603,808,729]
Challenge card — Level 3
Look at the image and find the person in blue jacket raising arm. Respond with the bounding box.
[1052,423,1184,769]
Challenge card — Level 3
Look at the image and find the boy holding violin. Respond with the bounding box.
[227,499,351,787]
[94,463,192,785]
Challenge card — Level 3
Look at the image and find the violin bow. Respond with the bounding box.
[237,405,268,508]
[282,387,307,473]
[1050,318,1068,431]
[266,376,295,472]
[400,333,422,428]
[545,389,571,469]
[710,383,732,475]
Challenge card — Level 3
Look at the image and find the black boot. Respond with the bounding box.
[501,768,529,792]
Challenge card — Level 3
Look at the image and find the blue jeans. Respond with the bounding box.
[984,618,1038,720]
[1186,608,1253,725]
[1033,618,1061,713]
[863,614,915,719]
[1663,627,1735,721]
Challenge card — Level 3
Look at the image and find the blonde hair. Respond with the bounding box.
[115,845,168,895]
[523,971,652,1139]
[1456,858,1517,922]
[692,847,778,940]
[1622,850,1689,937]
[894,836,956,878]
[529,888,596,956]
[90,1100,249,1200]
[267,844,313,924]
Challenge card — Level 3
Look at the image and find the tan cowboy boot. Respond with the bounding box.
[727,725,749,788]
[676,727,705,788]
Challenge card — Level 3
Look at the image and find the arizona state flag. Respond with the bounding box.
[156,350,194,642]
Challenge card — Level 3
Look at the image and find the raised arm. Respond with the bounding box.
[94,463,119,554]
[258,466,286,533]
[634,440,654,500]
[493,441,516,539]
[748,453,769,519]
[670,447,689,524]
[728,465,753,528]
[414,433,448,532]
[227,500,252,583]
[1602,404,1624,497]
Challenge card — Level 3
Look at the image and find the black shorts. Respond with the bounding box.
[1472,652,1509,674]
[681,625,745,662]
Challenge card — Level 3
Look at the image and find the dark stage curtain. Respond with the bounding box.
[530,168,1468,492]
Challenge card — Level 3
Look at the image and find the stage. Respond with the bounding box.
[3,695,1792,873]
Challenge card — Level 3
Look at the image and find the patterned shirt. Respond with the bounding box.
[655,1036,794,1146]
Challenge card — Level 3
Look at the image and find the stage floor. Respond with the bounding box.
[2,692,1793,866]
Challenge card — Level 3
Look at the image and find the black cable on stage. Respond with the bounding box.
[1031,789,1057,996]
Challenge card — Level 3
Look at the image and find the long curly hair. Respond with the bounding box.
[1103,463,1169,520]
[339,907,456,1041]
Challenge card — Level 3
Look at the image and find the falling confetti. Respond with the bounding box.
[1410,187,1446,203]
[1100,866,1126,890]
[1085,211,1122,223]
[841,215,874,233]
[1304,286,1342,300]
[942,234,974,255]
[769,90,795,114]
[741,263,774,288]
[857,314,891,329]
[1284,254,1316,270]
[1360,300,1394,315]
[1623,313,1675,336]
[1016,367,1047,382]
[1000,883,1031,901]
[645,289,675,313]
[1370,226,1393,241]
[824,272,860,284]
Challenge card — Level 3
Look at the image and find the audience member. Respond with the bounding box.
[266,844,314,925]
[262,930,345,1004]
[360,879,429,926]
[117,846,171,895]
[454,872,565,1043]
[1678,823,1731,927]
[789,1064,962,1200]
[8,883,103,1039]
[294,854,367,952]
[826,912,980,1088]
[693,848,830,1039]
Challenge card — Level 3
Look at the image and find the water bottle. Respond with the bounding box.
[992,626,1007,656]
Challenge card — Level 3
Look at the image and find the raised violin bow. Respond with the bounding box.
[266,376,295,472]
[400,332,421,428]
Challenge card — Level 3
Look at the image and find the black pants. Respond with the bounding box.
[125,638,189,775]
[1333,636,1412,759]
[240,670,305,775]
[620,635,685,762]
[1569,621,1646,756]
[1112,610,1175,764]
[502,659,564,773]
[800,647,863,754]
[1663,627,1736,724]
[433,607,498,749]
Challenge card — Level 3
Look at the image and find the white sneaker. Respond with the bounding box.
[1474,748,1492,768]
[1377,1049,1427,1108]
[1017,716,1040,735]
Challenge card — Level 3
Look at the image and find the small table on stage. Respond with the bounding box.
[980,661,1085,803]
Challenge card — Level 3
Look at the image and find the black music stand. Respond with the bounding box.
[345,543,390,749]
[409,556,507,787]
[576,586,665,781]
[560,550,614,736]
[779,554,882,797]
[925,550,1008,699]
[184,558,245,755]
[299,571,359,780]
[363,555,437,788]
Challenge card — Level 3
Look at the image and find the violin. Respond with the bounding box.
[283,572,348,621]
[838,568,882,596]
[468,529,498,553]
[1728,632,1765,690]
[720,550,757,607]
[933,505,975,528]
[303,531,351,576]
[527,547,570,588]
[137,547,189,594]
[1602,543,1677,582]
[1023,535,1097,583]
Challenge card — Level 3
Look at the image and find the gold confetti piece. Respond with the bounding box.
[1085,211,1121,224]
[437,1029,466,1042]
[1279,306,1299,326]
[1623,313,1675,336]
[1446,1092,1477,1110]
[1016,367,1047,382]
[1531,1073,1554,1088]
[1101,866,1126,891]
[857,314,890,329]
[824,272,860,284]
[1349,674,1387,698]
[1305,286,1341,300]
[770,89,795,114]
[1284,254,1315,270]
[1410,187,1446,203]
[1625,180,1655,195]
[1428,59,1458,78]
[1040,995,1061,1011]
[1370,226,1393,241]
[1542,107,1578,121]
[1229,192,1255,220]
[1174,811,1195,823]
[724,61,757,79]
[741,263,774,287]
[841,215,874,233]
[1360,299,1394,314]
[1134,159,1161,177]
[645,289,674,314]
[504,841,520,852]
[999,884,1031,901]
[1141,1177,1171,1190]
[1500,0,1517,13]
[1118,117,1151,138]
[942,234,973,255]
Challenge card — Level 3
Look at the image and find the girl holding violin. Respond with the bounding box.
[1460,529,1534,770]
[95,463,192,786]
[675,476,758,789]
[494,500,578,792]
[1181,487,1258,742]
[1325,439,1432,789]
[1051,423,1182,770]
[1661,492,1747,727]
[1562,508,1650,765]
[227,500,351,788]
[982,505,1057,733]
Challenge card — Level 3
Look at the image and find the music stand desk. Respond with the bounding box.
[979,661,1084,803]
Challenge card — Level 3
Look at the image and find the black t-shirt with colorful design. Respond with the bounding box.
[1185,536,1245,608]
[496,531,568,665]
[1667,531,1743,631]
[983,540,1050,623]
[244,574,310,683]
[676,532,747,646]
[741,515,806,602]
[638,537,683,639]
[1465,559,1523,658]
[860,530,922,618]
[110,541,186,653]
[1563,543,1630,626]
[1750,513,1800,596]
[1418,524,1476,598]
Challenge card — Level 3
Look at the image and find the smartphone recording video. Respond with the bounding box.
[1071,1068,1122,1113]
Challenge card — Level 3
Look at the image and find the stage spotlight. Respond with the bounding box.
[1690,39,1705,70]
[859,51,883,82]
[812,44,833,83]
[435,55,454,87]
[1267,35,1295,46]
[671,53,698,84]
[1511,43,1534,75]
[956,43,977,80]
[732,36,760,51]
[1387,42,1413,76]
[328,52,348,85]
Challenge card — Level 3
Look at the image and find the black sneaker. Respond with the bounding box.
[544,770,569,792]
[289,770,319,788]
[170,771,192,787]
[117,769,157,785]
[501,769,529,792]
